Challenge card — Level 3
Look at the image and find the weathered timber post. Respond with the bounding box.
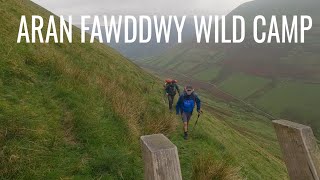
[273,120,320,180]
[140,134,182,180]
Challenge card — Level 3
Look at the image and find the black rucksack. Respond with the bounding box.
[167,84,176,95]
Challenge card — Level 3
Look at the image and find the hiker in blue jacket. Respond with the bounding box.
[176,85,201,140]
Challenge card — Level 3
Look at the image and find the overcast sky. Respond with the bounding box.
[31,0,251,17]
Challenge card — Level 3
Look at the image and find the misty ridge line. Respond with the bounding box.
[17,15,313,44]
[74,17,197,30]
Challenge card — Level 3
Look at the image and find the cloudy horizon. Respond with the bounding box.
[31,0,251,18]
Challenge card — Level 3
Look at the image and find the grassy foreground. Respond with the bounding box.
[0,0,176,178]
[1,0,288,179]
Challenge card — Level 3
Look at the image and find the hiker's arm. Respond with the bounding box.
[176,96,182,115]
[195,95,201,112]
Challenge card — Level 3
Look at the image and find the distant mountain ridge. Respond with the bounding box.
[83,17,197,59]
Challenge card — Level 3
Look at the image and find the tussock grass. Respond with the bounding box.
[191,154,242,180]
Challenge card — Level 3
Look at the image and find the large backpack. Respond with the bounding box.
[167,84,177,96]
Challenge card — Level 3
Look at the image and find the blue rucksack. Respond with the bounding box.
[182,94,196,113]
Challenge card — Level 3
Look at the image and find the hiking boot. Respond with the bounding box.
[184,132,188,140]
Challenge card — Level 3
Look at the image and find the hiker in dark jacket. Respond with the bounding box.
[176,85,201,140]
[165,79,180,112]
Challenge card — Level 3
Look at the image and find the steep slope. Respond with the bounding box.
[0,0,176,178]
[0,0,291,179]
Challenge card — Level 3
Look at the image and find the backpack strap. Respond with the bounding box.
[182,93,196,103]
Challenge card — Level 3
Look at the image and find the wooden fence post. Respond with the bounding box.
[273,120,320,180]
[140,134,182,180]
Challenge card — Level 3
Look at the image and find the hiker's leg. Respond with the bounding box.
[168,95,173,110]
[171,95,175,110]
[184,122,188,132]
[186,113,191,130]
[182,113,189,140]
[182,112,188,132]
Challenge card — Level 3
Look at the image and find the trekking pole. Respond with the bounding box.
[191,111,202,132]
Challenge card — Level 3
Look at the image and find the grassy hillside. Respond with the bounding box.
[0,0,176,178]
[138,43,225,77]
[136,0,320,138]
[0,0,290,179]
[138,0,320,80]
[253,81,320,136]
[173,91,288,179]
[218,73,271,99]
[140,70,288,179]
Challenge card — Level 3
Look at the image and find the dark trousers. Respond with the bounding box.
[168,95,175,110]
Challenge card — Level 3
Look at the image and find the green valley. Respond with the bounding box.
[136,0,320,138]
